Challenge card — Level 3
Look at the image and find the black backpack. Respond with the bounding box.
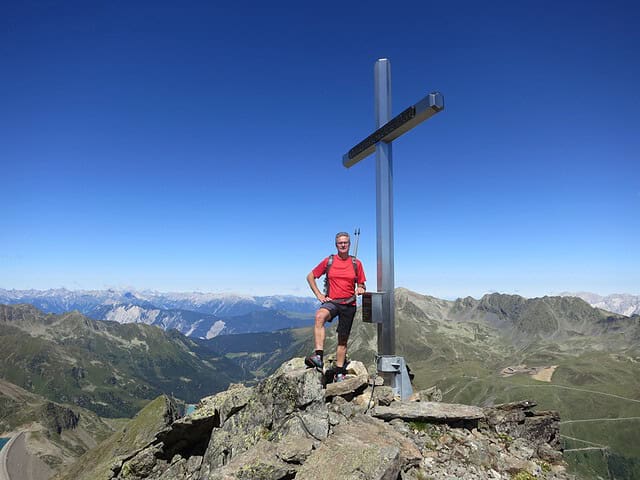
[323,254,358,297]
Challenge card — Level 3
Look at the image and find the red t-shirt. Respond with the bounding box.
[312,255,366,302]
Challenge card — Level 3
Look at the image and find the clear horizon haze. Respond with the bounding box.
[2,1,638,299]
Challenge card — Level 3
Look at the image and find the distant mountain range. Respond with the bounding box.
[2,288,638,341]
[560,292,640,316]
[0,288,318,338]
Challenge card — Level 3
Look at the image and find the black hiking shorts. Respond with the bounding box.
[320,301,356,338]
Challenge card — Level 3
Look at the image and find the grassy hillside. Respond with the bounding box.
[405,291,639,479]
[311,289,640,479]
[0,304,248,417]
[204,327,313,379]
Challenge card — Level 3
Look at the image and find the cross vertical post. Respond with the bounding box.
[374,59,395,357]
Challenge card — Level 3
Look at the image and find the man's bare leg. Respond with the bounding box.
[335,335,348,369]
[314,308,331,350]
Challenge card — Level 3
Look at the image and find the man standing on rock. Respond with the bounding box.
[305,231,366,382]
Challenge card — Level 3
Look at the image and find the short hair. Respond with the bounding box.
[335,232,350,242]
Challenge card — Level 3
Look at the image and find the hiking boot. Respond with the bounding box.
[304,354,323,371]
[334,372,346,383]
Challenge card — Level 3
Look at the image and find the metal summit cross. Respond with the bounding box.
[343,58,444,399]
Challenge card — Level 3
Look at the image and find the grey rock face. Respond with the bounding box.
[92,358,575,480]
[296,414,422,480]
[199,358,328,477]
[483,400,561,449]
[40,401,80,434]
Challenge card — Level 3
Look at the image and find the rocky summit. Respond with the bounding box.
[57,358,577,480]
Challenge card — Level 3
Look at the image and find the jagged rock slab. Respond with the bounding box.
[323,360,371,399]
[190,383,254,425]
[372,401,485,424]
[154,384,254,460]
[324,374,369,398]
[484,401,561,449]
[295,414,422,480]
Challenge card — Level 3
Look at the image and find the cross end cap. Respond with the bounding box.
[429,92,445,111]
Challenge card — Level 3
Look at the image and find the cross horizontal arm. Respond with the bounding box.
[343,91,444,168]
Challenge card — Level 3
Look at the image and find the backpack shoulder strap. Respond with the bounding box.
[323,255,334,296]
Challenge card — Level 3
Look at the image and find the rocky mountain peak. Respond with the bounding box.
[57,358,576,480]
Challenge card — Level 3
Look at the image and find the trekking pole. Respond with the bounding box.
[353,227,361,258]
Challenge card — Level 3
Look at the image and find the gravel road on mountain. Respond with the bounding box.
[0,432,52,480]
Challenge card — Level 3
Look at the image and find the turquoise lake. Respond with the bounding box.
[0,437,9,451]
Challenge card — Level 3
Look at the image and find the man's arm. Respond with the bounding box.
[307,271,329,303]
[356,260,366,295]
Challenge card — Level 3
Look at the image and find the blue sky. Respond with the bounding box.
[1,1,638,298]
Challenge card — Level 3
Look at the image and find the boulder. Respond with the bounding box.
[40,402,80,434]
[200,358,328,475]
[483,400,561,449]
[295,414,422,480]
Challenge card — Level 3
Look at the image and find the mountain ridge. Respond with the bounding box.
[0,288,318,339]
[2,288,637,341]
